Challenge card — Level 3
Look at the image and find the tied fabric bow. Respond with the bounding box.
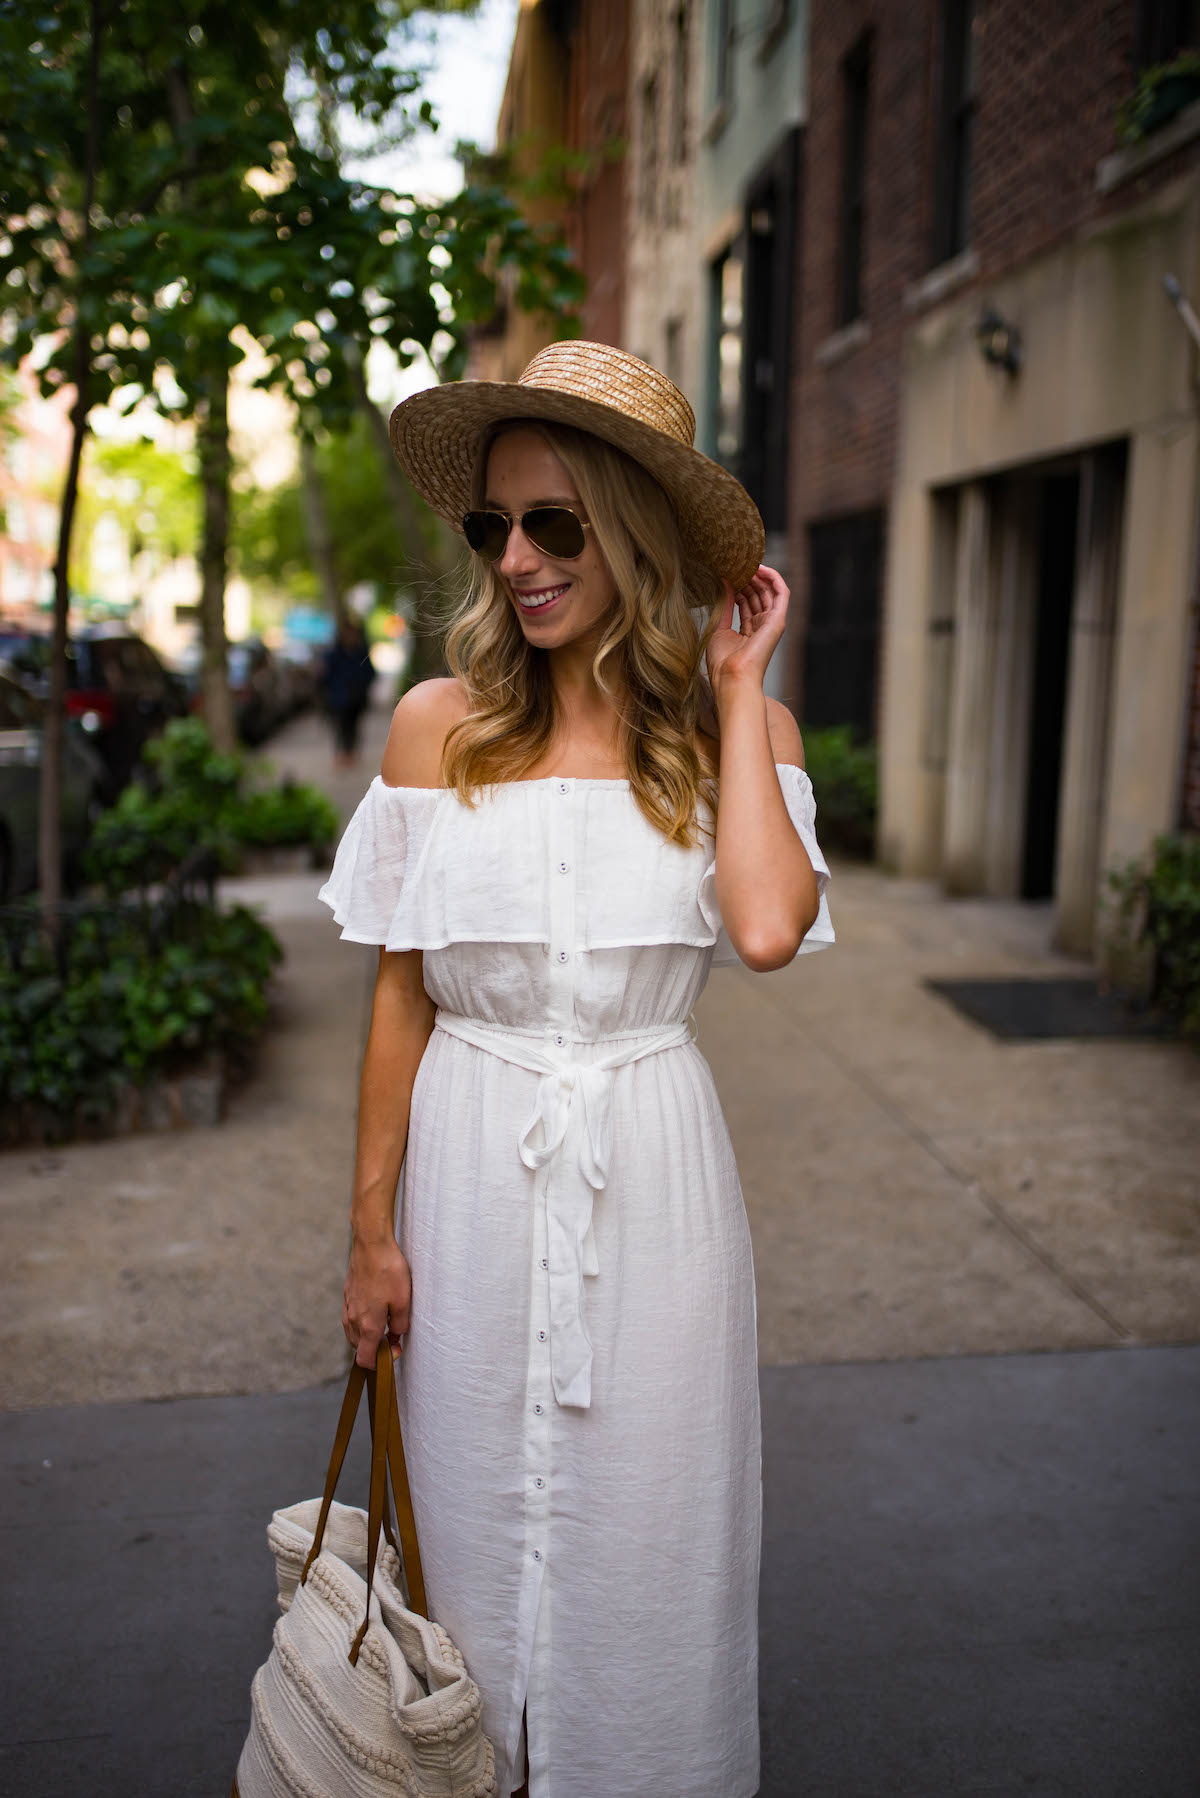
[433,1013,694,1409]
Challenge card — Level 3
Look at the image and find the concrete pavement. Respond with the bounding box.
[2,692,1199,1794]
[3,695,1197,1407]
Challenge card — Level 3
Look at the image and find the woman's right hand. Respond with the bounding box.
[343,1232,412,1368]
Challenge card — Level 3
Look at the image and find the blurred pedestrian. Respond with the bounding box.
[318,342,835,1798]
[321,614,375,768]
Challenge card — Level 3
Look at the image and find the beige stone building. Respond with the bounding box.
[878,167,1200,957]
[623,1,704,406]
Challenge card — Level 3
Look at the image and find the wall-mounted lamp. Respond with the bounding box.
[976,305,1022,375]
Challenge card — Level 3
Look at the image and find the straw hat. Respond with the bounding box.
[388,340,765,590]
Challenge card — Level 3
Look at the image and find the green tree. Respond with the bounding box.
[71,437,198,597]
[2,0,583,914]
[235,413,415,602]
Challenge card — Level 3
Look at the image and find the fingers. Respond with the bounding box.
[350,1314,406,1368]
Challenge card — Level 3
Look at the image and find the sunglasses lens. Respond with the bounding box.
[523,508,587,559]
[463,511,509,561]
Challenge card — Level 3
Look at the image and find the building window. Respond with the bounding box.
[664,317,684,387]
[804,511,884,747]
[837,33,871,326]
[640,75,659,220]
[1135,0,1198,66]
[710,249,744,463]
[931,0,978,268]
[712,0,735,112]
[760,0,790,58]
[671,4,689,164]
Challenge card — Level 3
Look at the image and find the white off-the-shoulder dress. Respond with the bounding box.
[319,766,833,1798]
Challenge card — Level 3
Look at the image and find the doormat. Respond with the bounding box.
[923,977,1172,1041]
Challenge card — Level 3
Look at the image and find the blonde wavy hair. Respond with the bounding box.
[440,420,725,847]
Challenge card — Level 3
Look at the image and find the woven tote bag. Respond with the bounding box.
[233,1344,497,1798]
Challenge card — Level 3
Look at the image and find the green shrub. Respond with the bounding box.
[232,782,338,850]
[0,897,283,1134]
[85,717,337,893]
[801,725,878,858]
[1105,832,1200,1038]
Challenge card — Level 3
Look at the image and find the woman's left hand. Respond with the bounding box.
[705,565,790,697]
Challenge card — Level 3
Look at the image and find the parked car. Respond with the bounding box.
[273,641,321,716]
[0,626,189,798]
[175,637,295,746]
[228,637,292,744]
[0,672,106,901]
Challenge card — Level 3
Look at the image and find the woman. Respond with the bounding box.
[321,614,375,768]
[319,342,834,1798]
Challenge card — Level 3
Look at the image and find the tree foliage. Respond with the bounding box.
[235,414,415,601]
[0,0,584,898]
[72,436,199,594]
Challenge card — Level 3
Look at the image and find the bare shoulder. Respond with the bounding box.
[765,696,805,769]
[381,677,471,789]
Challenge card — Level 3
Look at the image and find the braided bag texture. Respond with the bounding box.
[236,1498,497,1798]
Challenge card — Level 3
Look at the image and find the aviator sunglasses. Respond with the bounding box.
[462,505,592,563]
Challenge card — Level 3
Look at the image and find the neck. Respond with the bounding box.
[545,638,629,752]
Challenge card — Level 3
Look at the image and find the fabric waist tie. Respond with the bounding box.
[433,1010,695,1410]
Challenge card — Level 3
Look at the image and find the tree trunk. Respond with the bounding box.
[346,349,456,684]
[299,433,344,623]
[39,337,90,918]
[39,0,101,925]
[197,367,237,753]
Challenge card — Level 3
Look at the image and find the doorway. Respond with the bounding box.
[1021,472,1079,898]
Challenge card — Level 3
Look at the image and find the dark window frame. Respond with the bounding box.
[1135,0,1199,67]
[930,0,977,269]
[671,3,689,163]
[837,32,872,327]
[713,0,735,111]
[640,72,660,221]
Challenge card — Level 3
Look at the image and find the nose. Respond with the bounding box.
[499,518,541,582]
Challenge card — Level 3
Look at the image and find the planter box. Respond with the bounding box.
[1,1052,228,1148]
[1141,73,1200,136]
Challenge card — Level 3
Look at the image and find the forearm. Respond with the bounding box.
[713,673,819,970]
[350,951,436,1245]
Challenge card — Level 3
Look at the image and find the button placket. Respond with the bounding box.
[527,778,577,1584]
[524,1161,553,1572]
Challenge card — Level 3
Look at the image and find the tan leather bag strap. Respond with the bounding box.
[300,1345,429,1661]
[301,1357,367,1587]
[384,1354,428,1619]
[349,1343,393,1663]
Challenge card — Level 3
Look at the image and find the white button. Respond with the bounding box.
[533,1549,542,1561]
[541,1257,548,1269]
[558,860,569,874]
[535,1477,545,1489]
[558,781,569,794]
[558,950,569,963]
[538,1330,547,1341]
[534,1403,544,1415]
[555,1032,565,1047]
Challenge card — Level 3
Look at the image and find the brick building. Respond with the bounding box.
[792,0,1200,954]
[469,0,630,381]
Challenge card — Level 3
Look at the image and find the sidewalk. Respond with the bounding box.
[2,696,1198,1794]
[3,698,1196,1407]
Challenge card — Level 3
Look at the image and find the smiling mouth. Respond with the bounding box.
[514,583,570,612]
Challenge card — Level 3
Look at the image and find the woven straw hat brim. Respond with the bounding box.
[389,381,765,591]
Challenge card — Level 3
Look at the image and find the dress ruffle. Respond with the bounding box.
[317,766,834,963]
[698,762,834,966]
